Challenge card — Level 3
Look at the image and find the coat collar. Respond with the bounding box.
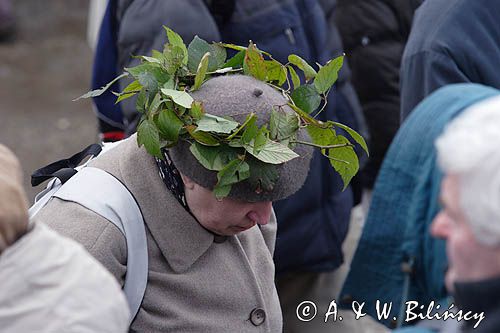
[109,136,216,273]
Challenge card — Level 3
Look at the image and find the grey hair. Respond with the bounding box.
[435,95,500,246]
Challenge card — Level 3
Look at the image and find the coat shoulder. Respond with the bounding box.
[36,197,127,284]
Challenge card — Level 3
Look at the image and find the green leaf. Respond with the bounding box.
[290,84,322,114]
[288,54,317,82]
[189,142,238,171]
[217,159,250,187]
[74,72,129,100]
[266,60,287,86]
[140,55,163,65]
[163,44,185,74]
[223,50,245,69]
[287,102,319,126]
[127,63,171,93]
[328,121,369,156]
[187,36,227,72]
[136,89,148,113]
[192,52,210,91]
[241,115,258,144]
[196,114,239,134]
[218,43,247,52]
[164,26,188,65]
[314,55,344,94]
[151,49,164,61]
[160,88,194,108]
[247,158,279,193]
[269,109,299,141]
[126,63,157,79]
[306,124,336,146]
[227,112,256,140]
[156,109,183,142]
[149,92,163,115]
[253,127,268,155]
[243,42,267,81]
[115,80,142,103]
[287,65,301,90]
[326,135,358,190]
[187,126,220,146]
[214,159,250,199]
[137,119,161,158]
[244,138,299,164]
[189,101,205,121]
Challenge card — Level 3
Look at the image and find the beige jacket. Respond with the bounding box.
[37,136,282,332]
[0,223,129,332]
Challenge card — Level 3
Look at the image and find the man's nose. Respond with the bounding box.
[251,201,273,225]
[430,212,450,239]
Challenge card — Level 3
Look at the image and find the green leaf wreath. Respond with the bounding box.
[76,26,368,198]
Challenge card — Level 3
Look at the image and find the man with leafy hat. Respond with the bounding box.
[34,31,366,332]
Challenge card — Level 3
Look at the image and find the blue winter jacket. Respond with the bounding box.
[340,84,500,328]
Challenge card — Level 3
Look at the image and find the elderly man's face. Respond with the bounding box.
[431,174,500,292]
[181,174,273,236]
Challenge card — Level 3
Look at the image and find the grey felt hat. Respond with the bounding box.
[169,75,313,202]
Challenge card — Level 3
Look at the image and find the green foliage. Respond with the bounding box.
[243,42,267,81]
[328,121,369,155]
[327,135,359,190]
[157,108,183,143]
[187,36,226,72]
[189,101,205,121]
[269,109,299,142]
[244,139,299,164]
[137,119,161,158]
[164,26,188,65]
[314,55,344,94]
[74,72,129,101]
[193,52,210,91]
[196,114,239,134]
[214,159,250,199]
[290,84,321,114]
[247,158,279,193]
[160,88,194,108]
[288,54,316,82]
[115,80,142,103]
[223,50,245,69]
[287,65,301,90]
[74,27,368,198]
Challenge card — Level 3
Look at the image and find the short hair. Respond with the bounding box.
[436,95,500,246]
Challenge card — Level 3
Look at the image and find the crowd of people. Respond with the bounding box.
[0,0,499,332]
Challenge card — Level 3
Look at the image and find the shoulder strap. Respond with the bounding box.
[30,166,148,325]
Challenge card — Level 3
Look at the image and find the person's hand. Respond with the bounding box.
[0,144,28,253]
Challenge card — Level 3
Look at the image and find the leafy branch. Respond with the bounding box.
[74,27,368,198]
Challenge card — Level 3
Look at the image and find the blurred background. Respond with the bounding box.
[0,0,97,201]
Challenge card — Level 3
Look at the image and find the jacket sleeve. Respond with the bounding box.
[400,50,470,121]
[36,197,128,286]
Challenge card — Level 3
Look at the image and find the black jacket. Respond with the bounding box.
[334,0,422,188]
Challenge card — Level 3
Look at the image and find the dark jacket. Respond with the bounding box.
[400,0,500,121]
[334,0,422,188]
[92,0,363,274]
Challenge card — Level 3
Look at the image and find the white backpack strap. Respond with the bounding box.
[29,178,62,219]
[33,167,148,324]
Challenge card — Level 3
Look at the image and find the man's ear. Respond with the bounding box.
[179,172,195,190]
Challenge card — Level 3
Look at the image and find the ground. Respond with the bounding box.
[0,0,96,201]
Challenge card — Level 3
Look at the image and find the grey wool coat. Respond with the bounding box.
[36,136,282,332]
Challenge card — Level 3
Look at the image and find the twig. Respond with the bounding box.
[292,140,353,149]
